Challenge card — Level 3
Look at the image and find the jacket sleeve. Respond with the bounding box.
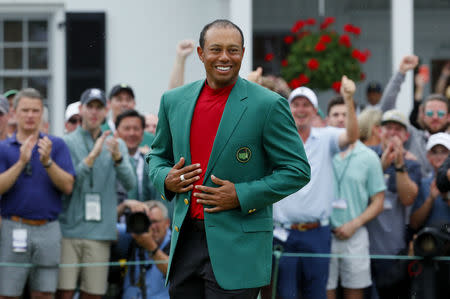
[234,97,311,215]
[380,71,405,112]
[147,94,175,201]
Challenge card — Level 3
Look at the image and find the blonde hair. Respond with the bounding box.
[358,108,382,142]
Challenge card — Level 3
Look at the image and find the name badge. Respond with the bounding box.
[273,227,289,242]
[84,193,101,221]
[383,199,393,210]
[12,229,27,253]
[332,198,348,210]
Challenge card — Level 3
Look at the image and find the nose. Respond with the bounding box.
[218,50,230,62]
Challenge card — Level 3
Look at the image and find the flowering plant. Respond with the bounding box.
[268,17,370,92]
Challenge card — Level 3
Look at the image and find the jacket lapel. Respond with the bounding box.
[203,77,248,183]
[178,80,205,165]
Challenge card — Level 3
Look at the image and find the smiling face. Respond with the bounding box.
[327,104,347,128]
[423,100,449,134]
[290,96,317,131]
[116,116,144,154]
[110,90,135,120]
[197,26,244,90]
[427,144,449,171]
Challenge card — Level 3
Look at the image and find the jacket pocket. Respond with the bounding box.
[241,217,273,232]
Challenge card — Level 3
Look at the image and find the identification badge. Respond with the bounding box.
[332,198,348,210]
[383,199,393,210]
[273,227,289,242]
[12,229,27,252]
[84,193,101,221]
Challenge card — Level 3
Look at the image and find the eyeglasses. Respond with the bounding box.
[425,110,446,118]
[430,148,449,156]
[68,116,82,124]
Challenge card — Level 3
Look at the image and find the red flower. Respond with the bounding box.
[338,34,351,48]
[284,35,294,44]
[264,53,274,62]
[332,81,342,93]
[352,49,369,63]
[320,17,335,29]
[307,58,319,70]
[352,26,361,35]
[319,34,332,44]
[360,72,366,80]
[305,18,316,25]
[344,24,354,33]
[298,74,310,85]
[291,20,305,33]
[298,31,310,39]
[281,59,289,67]
[315,42,326,52]
[352,49,361,59]
[289,78,301,89]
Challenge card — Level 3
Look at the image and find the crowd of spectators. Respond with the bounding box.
[0,33,449,299]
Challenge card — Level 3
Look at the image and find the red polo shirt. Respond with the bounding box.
[188,82,234,219]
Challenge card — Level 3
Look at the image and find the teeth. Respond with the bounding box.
[217,66,230,71]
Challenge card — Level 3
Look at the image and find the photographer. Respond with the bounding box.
[118,200,171,299]
[410,133,450,230]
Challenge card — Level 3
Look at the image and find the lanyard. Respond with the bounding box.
[332,147,355,198]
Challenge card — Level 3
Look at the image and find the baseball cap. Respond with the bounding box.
[109,84,135,99]
[0,96,9,114]
[426,133,450,151]
[367,82,382,93]
[288,87,318,109]
[65,101,81,122]
[3,89,18,99]
[80,88,106,106]
[381,109,409,128]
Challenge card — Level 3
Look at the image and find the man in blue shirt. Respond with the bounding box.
[0,88,75,298]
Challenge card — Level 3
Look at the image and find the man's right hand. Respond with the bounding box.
[164,157,201,193]
[399,55,419,74]
[19,135,35,164]
[84,131,110,167]
[176,40,195,59]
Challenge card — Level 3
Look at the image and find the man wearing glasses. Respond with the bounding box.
[0,88,75,298]
[64,101,81,134]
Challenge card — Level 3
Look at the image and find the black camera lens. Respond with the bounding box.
[126,211,151,234]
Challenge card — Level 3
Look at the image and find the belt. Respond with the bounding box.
[10,216,49,226]
[277,219,329,232]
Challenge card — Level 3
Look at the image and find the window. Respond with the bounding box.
[0,18,50,100]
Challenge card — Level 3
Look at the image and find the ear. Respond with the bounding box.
[197,46,204,63]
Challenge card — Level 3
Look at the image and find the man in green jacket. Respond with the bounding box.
[147,19,310,299]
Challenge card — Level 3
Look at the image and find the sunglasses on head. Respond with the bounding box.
[68,116,81,124]
[425,110,446,118]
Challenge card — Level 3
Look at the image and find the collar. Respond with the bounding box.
[132,150,141,161]
[9,132,45,145]
[107,118,116,133]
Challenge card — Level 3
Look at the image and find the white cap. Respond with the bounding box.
[426,132,450,151]
[65,101,80,122]
[287,87,318,109]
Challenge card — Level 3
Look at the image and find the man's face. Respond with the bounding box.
[145,114,158,135]
[149,207,169,245]
[290,97,317,131]
[367,91,382,106]
[327,104,346,128]
[116,116,143,153]
[426,144,449,170]
[423,100,449,134]
[15,97,43,133]
[109,91,135,119]
[80,100,107,131]
[381,122,409,145]
[0,111,9,137]
[65,113,81,133]
[197,26,244,89]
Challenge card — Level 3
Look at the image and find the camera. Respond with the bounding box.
[414,225,450,258]
[124,209,151,234]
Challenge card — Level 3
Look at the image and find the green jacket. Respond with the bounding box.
[147,77,310,290]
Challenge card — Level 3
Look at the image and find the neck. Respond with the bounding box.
[129,147,138,156]
[298,126,311,143]
[16,129,39,143]
[206,77,237,90]
[0,130,7,140]
[364,136,380,147]
[83,124,101,139]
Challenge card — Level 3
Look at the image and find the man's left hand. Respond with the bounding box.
[195,175,240,213]
[340,75,356,101]
[106,132,122,161]
[132,230,158,252]
[333,221,358,240]
[38,136,52,165]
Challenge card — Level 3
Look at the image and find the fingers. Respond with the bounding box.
[173,157,186,170]
[210,175,226,186]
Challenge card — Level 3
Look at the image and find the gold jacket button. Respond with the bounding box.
[175,226,179,232]
[161,195,166,201]
[184,198,189,205]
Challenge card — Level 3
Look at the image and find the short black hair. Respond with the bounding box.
[199,19,244,49]
[424,93,449,112]
[327,96,345,116]
[115,109,145,130]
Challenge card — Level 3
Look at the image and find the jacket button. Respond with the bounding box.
[161,195,166,201]
[184,198,189,205]
[175,226,179,232]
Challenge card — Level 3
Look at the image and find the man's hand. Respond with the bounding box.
[391,136,405,168]
[381,142,396,170]
[176,40,195,59]
[19,135,35,164]
[340,75,356,101]
[106,132,122,161]
[441,61,450,78]
[119,199,150,217]
[247,67,263,85]
[91,131,110,158]
[333,221,358,240]
[429,180,440,201]
[164,157,201,193]
[132,229,158,252]
[38,136,52,165]
[195,175,240,213]
[399,55,419,74]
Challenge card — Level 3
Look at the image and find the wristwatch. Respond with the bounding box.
[114,156,123,166]
[43,158,53,168]
[150,247,158,256]
[395,164,406,172]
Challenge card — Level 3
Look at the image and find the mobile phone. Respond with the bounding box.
[418,64,430,83]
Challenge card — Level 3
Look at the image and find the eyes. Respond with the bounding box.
[425,110,446,118]
[209,47,240,54]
